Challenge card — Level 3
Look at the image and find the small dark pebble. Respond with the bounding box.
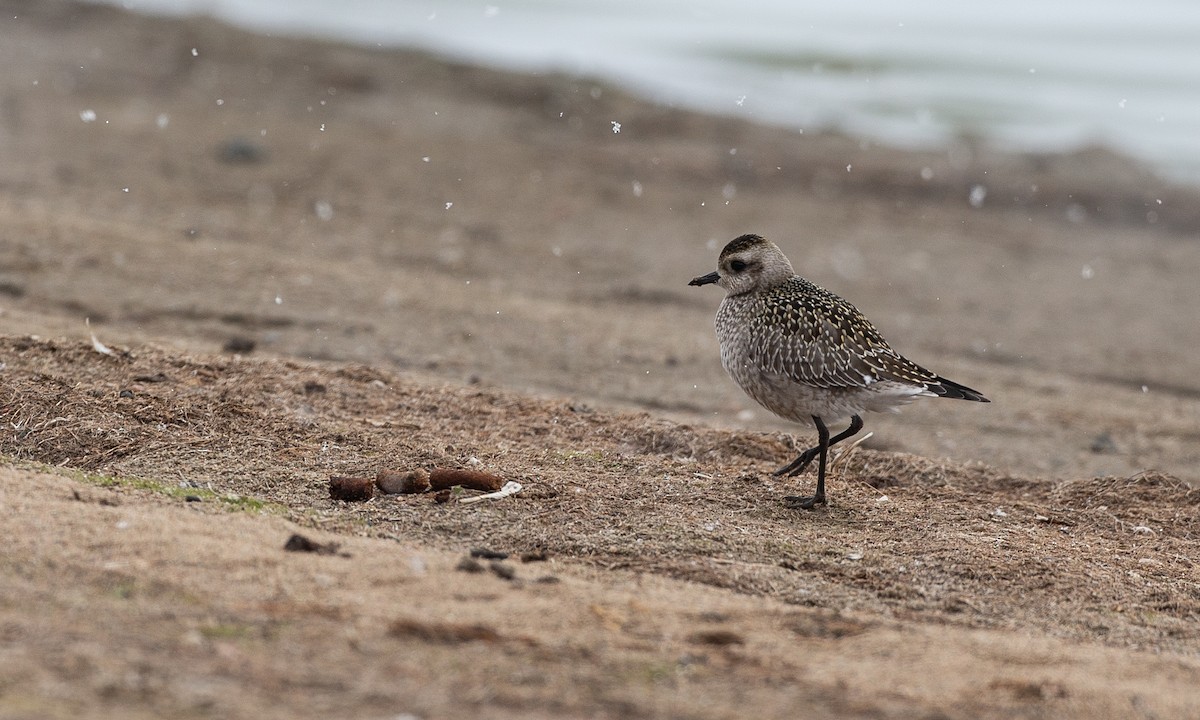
[283,533,342,555]
[687,629,745,646]
[118,389,134,399]
[217,138,266,164]
[519,550,550,562]
[303,380,326,394]
[184,495,202,502]
[133,373,170,383]
[1090,432,1118,454]
[433,489,452,504]
[284,534,321,552]
[534,575,561,585]
[455,557,485,573]
[71,489,119,506]
[223,336,256,354]
[470,548,509,560]
[488,561,517,580]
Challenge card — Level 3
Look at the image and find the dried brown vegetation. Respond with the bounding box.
[2,2,1199,718]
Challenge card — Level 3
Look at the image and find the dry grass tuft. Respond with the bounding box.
[2,336,1199,653]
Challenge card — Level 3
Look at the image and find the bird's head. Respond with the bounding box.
[689,233,796,296]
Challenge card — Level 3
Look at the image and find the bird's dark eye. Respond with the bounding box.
[730,260,748,272]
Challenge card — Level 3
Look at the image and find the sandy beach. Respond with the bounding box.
[1,2,1198,718]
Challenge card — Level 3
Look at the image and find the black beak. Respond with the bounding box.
[689,271,720,287]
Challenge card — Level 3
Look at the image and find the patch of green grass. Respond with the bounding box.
[0,454,282,513]
[108,580,137,600]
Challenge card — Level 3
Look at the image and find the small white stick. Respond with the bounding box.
[86,318,115,356]
[459,480,523,504]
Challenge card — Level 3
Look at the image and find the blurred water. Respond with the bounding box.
[95,0,1200,183]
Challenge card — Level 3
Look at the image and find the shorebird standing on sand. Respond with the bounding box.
[690,233,988,509]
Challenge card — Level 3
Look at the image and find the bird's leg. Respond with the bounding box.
[785,416,832,509]
[773,415,864,477]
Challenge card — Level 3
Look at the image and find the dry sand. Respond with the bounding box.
[1,2,1198,718]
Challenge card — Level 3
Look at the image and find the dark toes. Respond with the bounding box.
[774,449,818,477]
[783,494,826,510]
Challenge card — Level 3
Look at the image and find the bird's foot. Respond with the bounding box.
[784,493,826,510]
[773,448,818,477]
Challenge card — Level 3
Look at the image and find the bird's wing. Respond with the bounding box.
[749,281,940,390]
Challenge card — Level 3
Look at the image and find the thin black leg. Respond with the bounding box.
[785,416,831,509]
[773,414,864,477]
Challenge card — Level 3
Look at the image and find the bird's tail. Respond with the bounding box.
[930,377,989,403]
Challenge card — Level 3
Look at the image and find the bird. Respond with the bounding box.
[689,233,988,509]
